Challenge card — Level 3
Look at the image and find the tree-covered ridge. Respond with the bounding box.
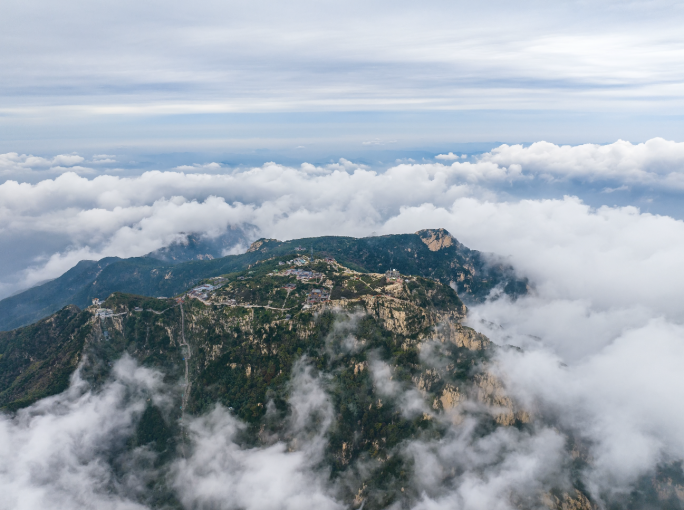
[0,228,528,331]
[0,304,91,411]
[0,257,121,332]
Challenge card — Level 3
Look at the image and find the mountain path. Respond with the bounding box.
[179,302,192,455]
[179,303,191,413]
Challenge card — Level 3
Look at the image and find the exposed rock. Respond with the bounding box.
[247,238,280,252]
[653,477,684,502]
[353,485,367,508]
[541,490,595,510]
[438,384,462,410]
[416,228,455,252]
[474,371,530,425]
[360,295,429,336]
[413,369,439,394]
[430,321,488,350]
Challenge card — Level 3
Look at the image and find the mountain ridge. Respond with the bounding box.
[0,229,528,332]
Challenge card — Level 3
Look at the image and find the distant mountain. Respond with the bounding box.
[0,257,121,332]
[145,227,257,264]
[0,229,528,331]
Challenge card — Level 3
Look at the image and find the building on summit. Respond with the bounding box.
[385,269,401,279]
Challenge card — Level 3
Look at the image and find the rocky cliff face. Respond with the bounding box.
[416,228,457,252]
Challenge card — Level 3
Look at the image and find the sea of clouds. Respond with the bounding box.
[2,137,684,507]
[3,137,684,297]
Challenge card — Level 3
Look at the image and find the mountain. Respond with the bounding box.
[0,229,528,332]
[0,245,678,509]
[0,304,89,411]
[0,257,121,332]
[0,253,551,509]
[145,227,256,264]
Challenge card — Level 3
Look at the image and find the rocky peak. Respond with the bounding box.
[247,238,280,252]
[416,228,455,251]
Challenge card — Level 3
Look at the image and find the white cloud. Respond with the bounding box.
[174,162,223,171]
[4,139,684,295]
[0,152,91,177]
[2,0,684,119]
[601,185,629,193]
[92,155,117,164]
[478,138,684,187]
[0,356,345,510]
[172,359,343,510]
[435,152,459,160]
[0,355,165,510]
[493,319,684,496]
[51,154,84,167]
[406,425,568,510]
[370,357,430,418]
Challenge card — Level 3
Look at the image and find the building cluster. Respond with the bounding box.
[278,256,309,267]
[283,283,297,290]
[385,269,402,280]
[283,268,323,281]
[188,283,219,301]
[305,288,330,305]
[95,308,114,318]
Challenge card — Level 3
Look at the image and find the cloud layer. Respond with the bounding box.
[0,356,346,510]
[0,152,95,177]
[0,356,164,510]
[5,137,684,296]
[477,137,684,187]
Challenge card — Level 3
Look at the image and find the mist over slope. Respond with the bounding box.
[1,256,546,509]
[1,227,683,508]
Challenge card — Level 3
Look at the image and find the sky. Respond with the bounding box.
[2,0,684,156]
[3,1,684,508]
